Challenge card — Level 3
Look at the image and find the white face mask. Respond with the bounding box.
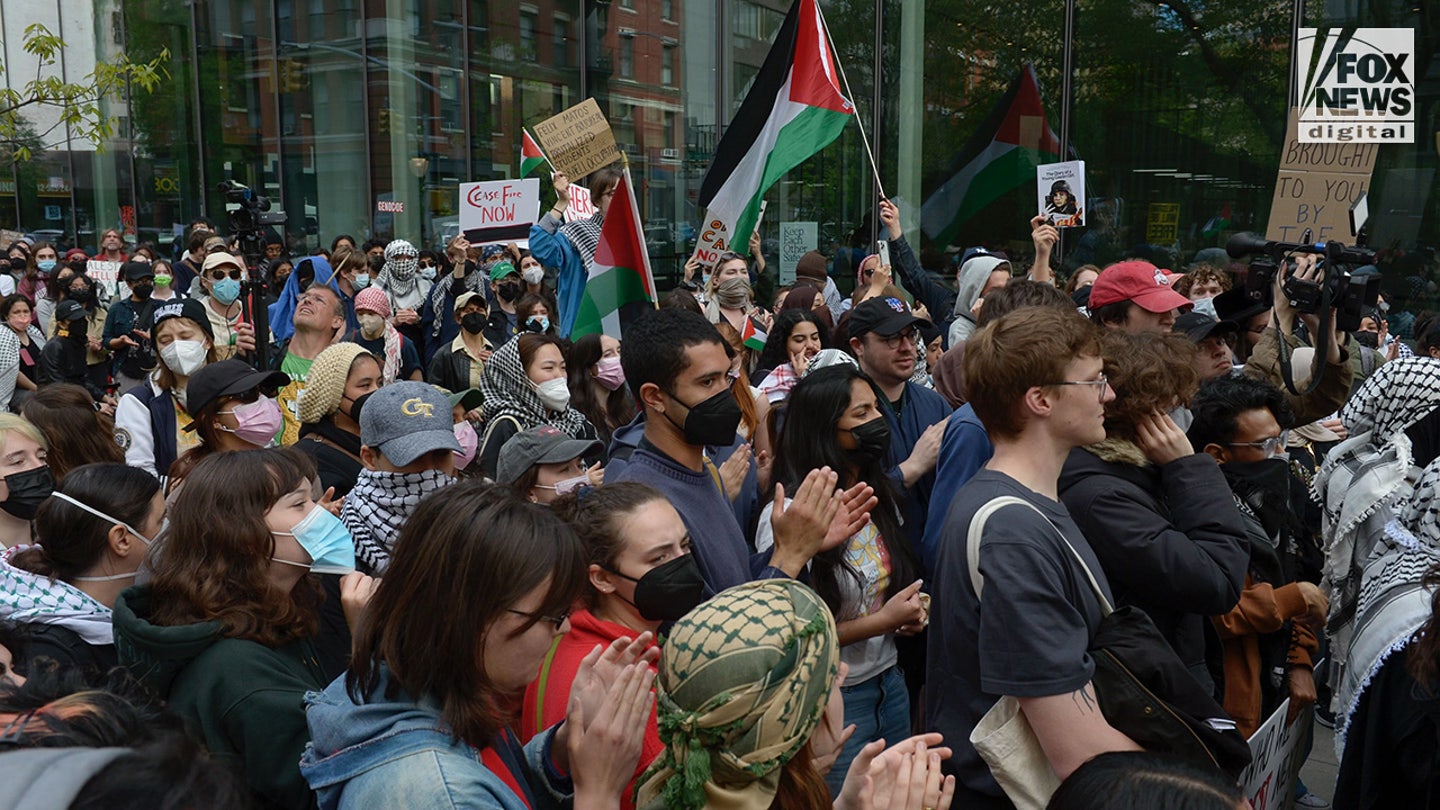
[357,312,387,339]
[535,377,571,412]
[160,339,209,377]
[522,265,544,286]
[55,492,155,582]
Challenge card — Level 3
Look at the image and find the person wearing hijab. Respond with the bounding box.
[780,284,833,333]
[348,288,422,384]
[477,333,598,480]
[373,239,430,350]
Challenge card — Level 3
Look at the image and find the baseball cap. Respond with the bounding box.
[54,300,87,323]
[203,235,227,253]
[360,381,460,466]
[202,252,244,273]
[447,388,484,412]
[490,261,518,280]
[496,425,602,484]
[150,298,215,341]
[455,291,487,312]
[1174,311,1239,344]
[847,296,928,340]
[122,261,154,282]
[184,359,290,427]
[1088,261,1193,313]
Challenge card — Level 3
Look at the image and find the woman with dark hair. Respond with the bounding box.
[113,299,217,481]
[1058,330,1249,693]
[516,292,558,337]
[166,359,290,491]
[294,343,380,497]
[1,294,45,411]
[566,333,635,445]
[530,167,626,337]
[780,284,834,332]
[756,365,922,790]
[477,333,598,480]
[755,308,827,404]
[18,242,57,308]
[522,482,695,809]
[1048,751,1245,809]
[0,463,162,675]
[301,481,657,809]
[21,384,125,480]
[114,448,366,810]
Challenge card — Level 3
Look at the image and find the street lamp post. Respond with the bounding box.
[409,156,429,246]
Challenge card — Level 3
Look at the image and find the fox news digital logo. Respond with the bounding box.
[1297,28,1414,143]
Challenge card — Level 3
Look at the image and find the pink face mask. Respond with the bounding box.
[454,421,479,469]
[594,356,626,392]
[217,395,283,447]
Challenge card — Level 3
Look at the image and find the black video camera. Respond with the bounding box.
[217,180,286,269]
[1225,232,1379,333]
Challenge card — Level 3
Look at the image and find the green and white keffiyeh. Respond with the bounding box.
[0,545,114,643]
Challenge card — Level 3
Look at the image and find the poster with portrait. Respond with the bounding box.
[1037,160,1086,228]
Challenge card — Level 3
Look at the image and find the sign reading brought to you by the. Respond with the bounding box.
[1266,109,1378,243]
[458,177,540,247]
[533,99,622,181]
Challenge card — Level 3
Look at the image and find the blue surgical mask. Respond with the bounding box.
[419,266,437,281]
[354,273,371,290]
[272,503,356,575]
[36,259,56,273]
[212,277,242,305]
[528,315,550,333]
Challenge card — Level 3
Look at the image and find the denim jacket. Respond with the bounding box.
[300,667,573,810]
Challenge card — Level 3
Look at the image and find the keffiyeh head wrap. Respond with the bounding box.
[478,337,589,436]
[636,580,838,810]
[378,239,420,299]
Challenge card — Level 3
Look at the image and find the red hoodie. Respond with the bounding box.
[520,609,662,810]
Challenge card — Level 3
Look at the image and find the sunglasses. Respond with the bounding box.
[208,268,244,281]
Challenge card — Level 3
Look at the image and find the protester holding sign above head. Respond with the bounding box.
[530,167,624,337]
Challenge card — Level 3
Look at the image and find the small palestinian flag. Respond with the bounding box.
[741,317,767,351]
[521,129,547,177]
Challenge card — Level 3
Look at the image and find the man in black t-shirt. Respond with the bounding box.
[926,306,1141,807]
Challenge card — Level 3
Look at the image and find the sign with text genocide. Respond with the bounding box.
[458,178,540,246]
[1267,110,1377,242]
[532,99,621,180]
[1297,28,1414,144]
[1239,699,1311,810]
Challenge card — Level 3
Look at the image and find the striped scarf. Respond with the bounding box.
[478,336,589,437]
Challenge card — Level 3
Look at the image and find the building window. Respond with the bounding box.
[554,16,570,68]
[620,0,634,10]
[619,38,634,79]
[662,0,673,20]
[662,45,675,86]
[519,9,537,61]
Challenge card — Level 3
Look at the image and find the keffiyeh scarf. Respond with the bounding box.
[637,580,838,810]
[377,239,422,304]
[342,468,453,575]
[0,546,114,643]
[478,337,589,437]
[427,244,508,336]
[561,209,603,268]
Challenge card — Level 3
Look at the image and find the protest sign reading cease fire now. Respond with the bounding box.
[458,178,540,247]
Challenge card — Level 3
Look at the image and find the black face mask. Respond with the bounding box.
[68,286,93,305]
[607,553,707,622]
[846,416,891,464]
[496,282,521,303]
[1,466,53,520]
[664,387,743,447]
[1354,330,1380,349]
[131,283,154,300]
[461,312,487,335]
[1222,458,1291,539]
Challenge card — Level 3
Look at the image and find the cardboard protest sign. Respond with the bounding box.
[1038,160,1085,228]
[1267,109,1378,243]
[533,99,622,181]
[689,201,764,269]
[564,183,596,223]
[1239,699,1312,810]
[458,178,540,247]
[779,222,817,286]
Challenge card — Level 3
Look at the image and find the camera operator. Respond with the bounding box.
[1242,254,1353,426]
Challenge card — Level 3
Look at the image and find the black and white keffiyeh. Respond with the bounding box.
[561,210,603,268]
[341,468,453,575]
[377,239,422,304]
[427,244,509,336]
[478,336,590,437]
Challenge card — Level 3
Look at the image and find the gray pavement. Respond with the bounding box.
[1299,719,1339,806]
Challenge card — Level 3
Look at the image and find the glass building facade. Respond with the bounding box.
[3,0,1437,294]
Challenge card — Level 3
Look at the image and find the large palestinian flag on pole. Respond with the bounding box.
[696,0,854,253]
[920,64,1063,249]
[571,167,657,339]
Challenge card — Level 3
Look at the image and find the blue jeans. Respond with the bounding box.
[825,664,911,795]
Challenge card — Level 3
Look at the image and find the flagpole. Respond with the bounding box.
[816,4,888,202]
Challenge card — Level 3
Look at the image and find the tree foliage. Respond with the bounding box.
[0,23,170,162]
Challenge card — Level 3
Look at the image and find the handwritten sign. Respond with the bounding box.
[1239,699,1311,810]
[779,222,817,286]
[533,99,621,180]
[1267,109,1378,243]
[86,260,123,305]
[564,183,596,223]
[458,178,540,246]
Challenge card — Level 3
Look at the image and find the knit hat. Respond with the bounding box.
[636,580,838,810]
[298,342,373,424]
[354,287,391,319]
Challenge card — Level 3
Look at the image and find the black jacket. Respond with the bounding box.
[294,418,363,497]
[1057,439,1249,681]
[427,339,484,394]
[39,334,106,400]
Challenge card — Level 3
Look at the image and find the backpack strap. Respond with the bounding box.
[478,414,522,473]
[966,495,1114,615]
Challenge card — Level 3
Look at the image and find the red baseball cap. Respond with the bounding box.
[1089,261,1193,313]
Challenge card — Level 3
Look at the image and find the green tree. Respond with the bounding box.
[0,23,169,161]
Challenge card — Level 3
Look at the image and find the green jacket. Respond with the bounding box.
[113,585,326,810]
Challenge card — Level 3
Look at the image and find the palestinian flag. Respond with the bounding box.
[571,168,657,339]
[741,318,767,351]
[697,0,854,252]
[920,64,1063,248]
[521,129,547,177]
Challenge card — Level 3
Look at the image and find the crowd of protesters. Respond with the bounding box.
[0,167,1436,810]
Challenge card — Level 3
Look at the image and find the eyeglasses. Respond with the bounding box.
[1227,431,1290,457]
[506,607,569,630]
[877,329,918,349]
[1049,373,1110,402]
[208,268,244,281]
